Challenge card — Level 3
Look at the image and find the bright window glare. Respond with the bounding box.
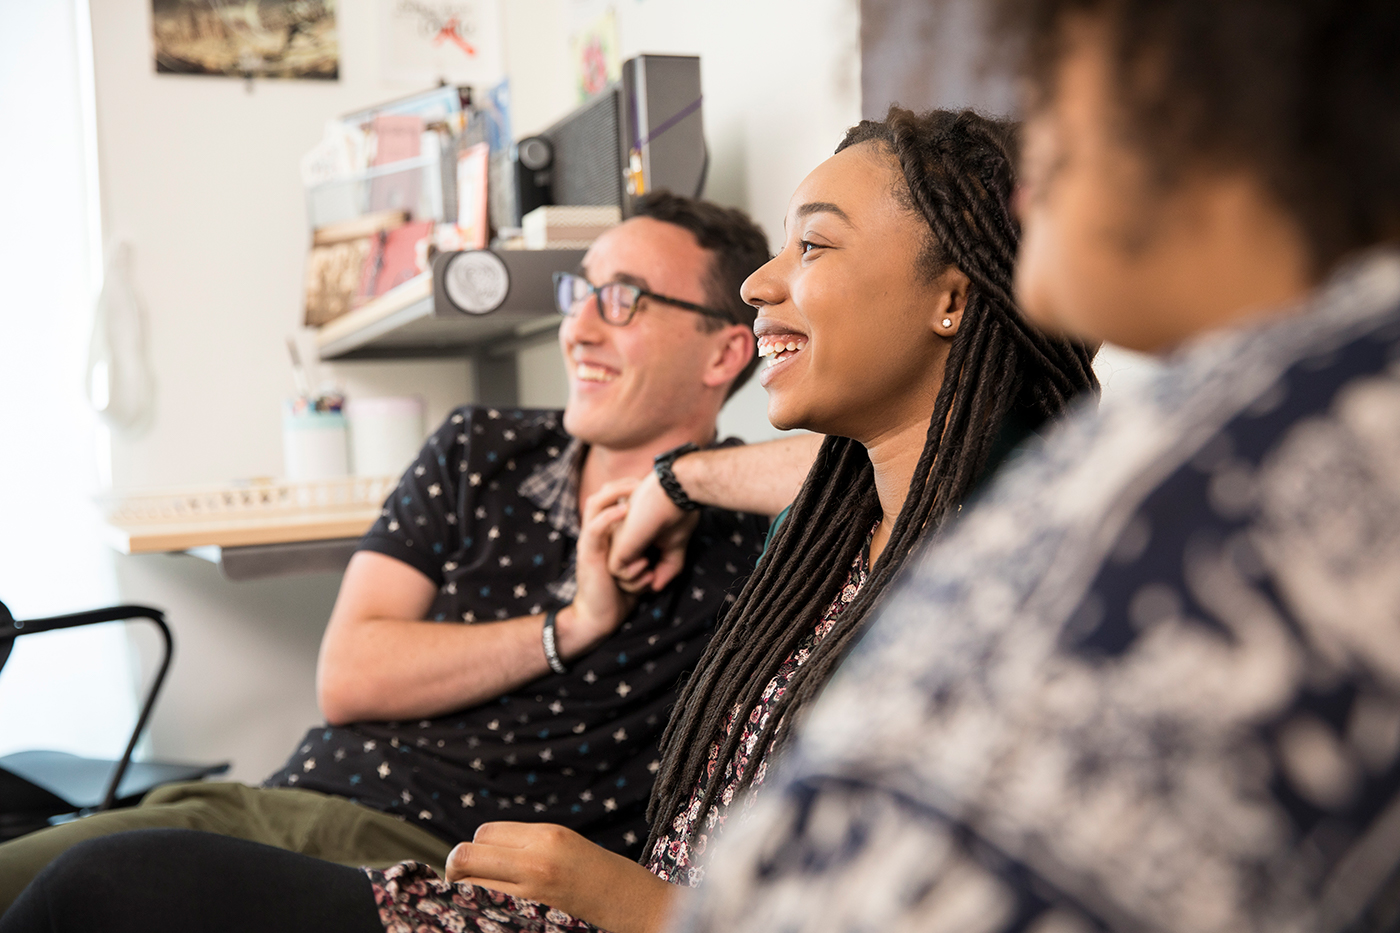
[0,0,137,760]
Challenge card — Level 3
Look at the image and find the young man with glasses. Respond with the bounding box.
[0,192,776,910]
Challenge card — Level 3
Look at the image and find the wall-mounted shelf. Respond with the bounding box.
[314,247,585,361]
[313,272,535,360]
[313,247,585,406]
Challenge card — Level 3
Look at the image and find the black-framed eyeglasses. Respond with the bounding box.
[552,272,737,327]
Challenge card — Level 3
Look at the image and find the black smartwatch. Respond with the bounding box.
[653,442,702,511]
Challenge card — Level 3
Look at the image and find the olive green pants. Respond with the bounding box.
[0,781,452,914]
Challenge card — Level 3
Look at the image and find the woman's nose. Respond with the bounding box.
[740,253,786,308]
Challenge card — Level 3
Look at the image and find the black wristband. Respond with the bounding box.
[653,442,702,511]
[542,609,568,675]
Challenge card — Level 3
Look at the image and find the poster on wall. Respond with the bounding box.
[151,0,338,79]
[381,0,505,87]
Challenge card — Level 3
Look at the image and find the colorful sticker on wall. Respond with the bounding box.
[570,6,621,102]
[151,0,338,79]
[382,0,505,86]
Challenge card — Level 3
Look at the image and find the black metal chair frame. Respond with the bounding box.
[0,603,172,812]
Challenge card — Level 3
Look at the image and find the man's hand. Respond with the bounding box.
[609,470,699,593]
[555,479,640,658]
[447,822,680,933]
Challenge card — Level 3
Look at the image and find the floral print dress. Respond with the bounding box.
[365,537,872,933]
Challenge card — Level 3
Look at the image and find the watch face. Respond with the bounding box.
[443,250,510,315]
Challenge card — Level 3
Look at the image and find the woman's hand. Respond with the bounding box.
[555,480,640,658]
[607,470,699,594]
[446,822,680,933]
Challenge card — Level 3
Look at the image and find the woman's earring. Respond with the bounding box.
[942,318,953,329]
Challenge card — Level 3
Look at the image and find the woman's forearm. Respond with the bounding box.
[673,433,821,517]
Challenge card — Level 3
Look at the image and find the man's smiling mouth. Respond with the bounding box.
[575,362,619,383]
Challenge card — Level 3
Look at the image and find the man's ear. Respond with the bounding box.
[700,324,756,390]
[930,267,971,337]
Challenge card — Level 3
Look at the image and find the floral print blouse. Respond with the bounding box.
[644,539,871,886]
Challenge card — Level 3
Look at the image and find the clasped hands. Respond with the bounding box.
[556,471,700,658]
[587,471,700,600]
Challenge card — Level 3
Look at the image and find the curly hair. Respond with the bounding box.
[644,107,1099,861]
[993,0,1400,275]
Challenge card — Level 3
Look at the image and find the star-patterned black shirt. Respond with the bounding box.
[263,406,768,857]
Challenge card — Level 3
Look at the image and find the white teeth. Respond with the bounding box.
[576,362,617,383]
[757,335,807,359]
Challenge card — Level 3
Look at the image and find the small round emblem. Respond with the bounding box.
[443,250,510,315]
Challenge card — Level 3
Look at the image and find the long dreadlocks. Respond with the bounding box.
[644,107,1099,860]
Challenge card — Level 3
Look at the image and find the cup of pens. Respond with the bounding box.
[283,336,347,481]
[283,393,348,480]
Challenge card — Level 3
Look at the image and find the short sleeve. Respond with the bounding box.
[356,407,470,584]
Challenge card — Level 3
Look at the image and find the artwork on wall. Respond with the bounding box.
[381,0,505,86]
[151,0,338,80]
[569,5,621,102]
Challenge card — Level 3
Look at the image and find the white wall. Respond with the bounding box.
[82,0,859,779]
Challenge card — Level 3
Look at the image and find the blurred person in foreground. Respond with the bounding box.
[680,2,1400,932]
